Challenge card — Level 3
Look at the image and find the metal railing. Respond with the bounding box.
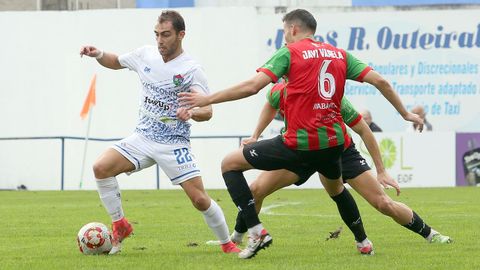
[0,135,248,190]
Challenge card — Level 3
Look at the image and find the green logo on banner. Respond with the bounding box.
[379,138,397,169]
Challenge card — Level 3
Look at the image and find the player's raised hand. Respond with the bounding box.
[403,112,424,132]
[377,171,401,196]
[80,45,102,58]
[176,107,193,121]
[178,89,209,108]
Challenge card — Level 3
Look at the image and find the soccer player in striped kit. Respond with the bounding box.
[227,82,451,253]
[179,9,423,258]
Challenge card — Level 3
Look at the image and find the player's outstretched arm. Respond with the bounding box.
[251,102,277,140]
[80,45,123,70]
[176,105,212,122]
[179,72,272,108]
[242,102,277,146]
[350,119,401,195]
[363,70,424,132]
[190,105,212,122]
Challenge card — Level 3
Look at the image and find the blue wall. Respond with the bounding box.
[136,0,480,8]
[136,0,194,8]
[352,0,480,6]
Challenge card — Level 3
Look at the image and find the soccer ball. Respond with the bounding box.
[76,222,113,255]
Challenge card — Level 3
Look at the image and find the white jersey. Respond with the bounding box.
[118,45,210,144]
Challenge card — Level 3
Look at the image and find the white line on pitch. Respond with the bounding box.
[260,202,337,218]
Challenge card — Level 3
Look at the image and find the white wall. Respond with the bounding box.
[0,7,475,189]
[0,8,269,138]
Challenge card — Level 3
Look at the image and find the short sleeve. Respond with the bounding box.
[341,97,362,127]
[257,47,291,82]
[118,46,148,72]
[190,67,210,95]
[266,83,285,110]
[346,51,373,82]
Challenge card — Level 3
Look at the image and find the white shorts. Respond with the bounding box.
[112,133,201,185]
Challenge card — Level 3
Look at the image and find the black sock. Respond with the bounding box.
[234,211,248,233]
[331,188,367,242]
[223,171,260,228]
[402,211,432,238]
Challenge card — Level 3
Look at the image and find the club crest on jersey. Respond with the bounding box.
[173,74,184,86]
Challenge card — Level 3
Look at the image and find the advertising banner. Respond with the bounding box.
[353,132,456,187]
[261,9,480,133]
[456,132,480,186]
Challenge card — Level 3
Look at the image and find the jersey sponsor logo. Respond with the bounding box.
[313,102,337,110]
[302,48,344,60]
[316,112,338,124]
[177,163,196,172]
[142,81,179,99]
[144,96,170,111]
[173,74,184,87]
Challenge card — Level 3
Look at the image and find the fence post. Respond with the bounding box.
[156,164,160,190]
[61,137,65,191]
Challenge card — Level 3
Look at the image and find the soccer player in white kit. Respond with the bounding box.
[80,10,240,255]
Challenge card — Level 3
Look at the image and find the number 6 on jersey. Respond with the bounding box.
[318,60,336,100]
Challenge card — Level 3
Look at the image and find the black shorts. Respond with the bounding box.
[341,142,371,181]
[243,135,343,180]
[288,142,372,186]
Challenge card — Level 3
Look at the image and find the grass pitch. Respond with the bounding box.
[1,187,479,270]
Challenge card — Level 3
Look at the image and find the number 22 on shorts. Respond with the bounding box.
[174,148,192,165]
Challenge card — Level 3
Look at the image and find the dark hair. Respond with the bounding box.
[158,10,185,33]
[282,9,316,33]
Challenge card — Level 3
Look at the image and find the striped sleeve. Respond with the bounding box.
[340,97,362,127]
[345,51,373,82]
[257,47,291,82]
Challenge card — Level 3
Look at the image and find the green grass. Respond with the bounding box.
[1,187,479,270]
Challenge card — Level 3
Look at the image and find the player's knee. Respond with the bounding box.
[191,194,210,211]
[375,196,395,215]
[221,157,237,173]
[249,182,263,201]
[220,150,246,173]
[93,162,112,179]
[249,182,258,199]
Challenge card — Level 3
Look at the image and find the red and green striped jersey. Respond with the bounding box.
[266,82,363,130]
[258,38,372,150]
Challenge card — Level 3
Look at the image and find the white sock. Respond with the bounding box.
[248,223,264,238]
[231,230,245,243]
[358,238,371,247]
[202,199,230,245]
[96,177,124,222]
